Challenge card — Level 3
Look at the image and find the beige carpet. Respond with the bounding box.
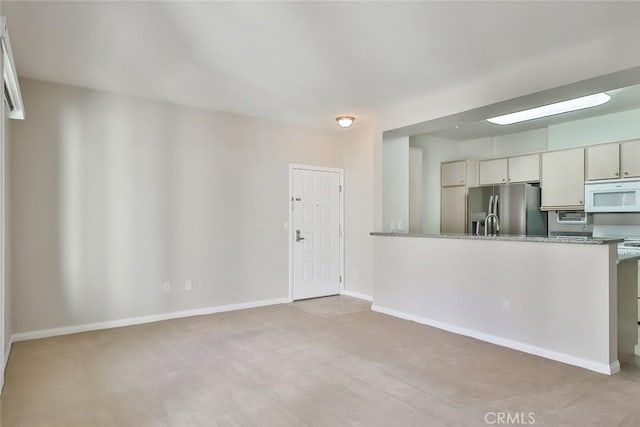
[2,295,640,426]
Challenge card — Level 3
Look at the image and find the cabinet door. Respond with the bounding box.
[586,144,620,180]
[441,161,466,187]
[479,158,508,185]
[441,186,466,233]
[541,148,585,209]
[508,154,540,183]
[621,139,640,178]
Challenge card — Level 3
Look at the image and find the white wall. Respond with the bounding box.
[372,236,619,374]
[455,109,640,158]
[493,128,548,157]
[382,137,409,232]
[548,108,640,150]
[342,121,375,298]
[4,112,10,365]
[408,148,422,233]
[0,0,9,385]
[10,79,348,334]
[409,135,461,233]
[458,137,493,160]
[457,129,549,161]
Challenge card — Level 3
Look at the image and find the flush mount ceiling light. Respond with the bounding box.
[486,93,611,125]
[336,115,355,128]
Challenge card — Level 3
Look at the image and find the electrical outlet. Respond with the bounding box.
[501,300,511,312]
[185,280,192,291]
[163,281,171,292]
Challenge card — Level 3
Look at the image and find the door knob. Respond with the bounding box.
[296,230,305,242]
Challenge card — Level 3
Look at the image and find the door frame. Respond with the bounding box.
[0,44,5,392]
[288,164,344,302]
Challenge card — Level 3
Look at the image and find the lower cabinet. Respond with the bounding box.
[441,186,467,233]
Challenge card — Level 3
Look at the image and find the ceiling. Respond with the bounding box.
[381,66,640,140]
[428,83,640,141]
[4,1,640,129]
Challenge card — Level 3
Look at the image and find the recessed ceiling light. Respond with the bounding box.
[336,115,355,128]
[486,93,611,125]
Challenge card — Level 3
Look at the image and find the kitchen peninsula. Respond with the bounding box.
[370,232,638,375]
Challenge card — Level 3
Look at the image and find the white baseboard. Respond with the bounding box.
[4,338,11,368]
[609,360,621,375]
[372,304,619,375]
[2,337,13,395]
[341,290,373,302]
[11,297,290,343]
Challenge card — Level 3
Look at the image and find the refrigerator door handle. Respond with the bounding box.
[485,195,495,236]
[493,195,500,233]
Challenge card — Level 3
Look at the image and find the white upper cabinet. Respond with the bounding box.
[479,158,508,185]
[621,139,640,178]
[586,144,620,180]
[479,154,540,185]
[585,140,640,180]
[541,148,585,210]
[508,154,540,183]
[441,161,467,187]
[440,160,477,234]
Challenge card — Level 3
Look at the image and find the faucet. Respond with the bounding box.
[484,212,499,236]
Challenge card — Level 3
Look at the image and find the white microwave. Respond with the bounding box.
[584,178,640,213]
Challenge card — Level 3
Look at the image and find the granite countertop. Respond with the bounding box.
[370,232,624,245]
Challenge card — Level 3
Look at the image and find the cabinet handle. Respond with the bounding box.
[624,171,629,175]
[579,200,583,205]
[614,172,619,176]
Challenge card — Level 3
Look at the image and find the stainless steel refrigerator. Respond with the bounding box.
[467,184,547,236]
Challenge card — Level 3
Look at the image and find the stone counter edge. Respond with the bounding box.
[370,232,622,245]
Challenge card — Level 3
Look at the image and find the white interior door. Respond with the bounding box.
[291,167,341,300]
